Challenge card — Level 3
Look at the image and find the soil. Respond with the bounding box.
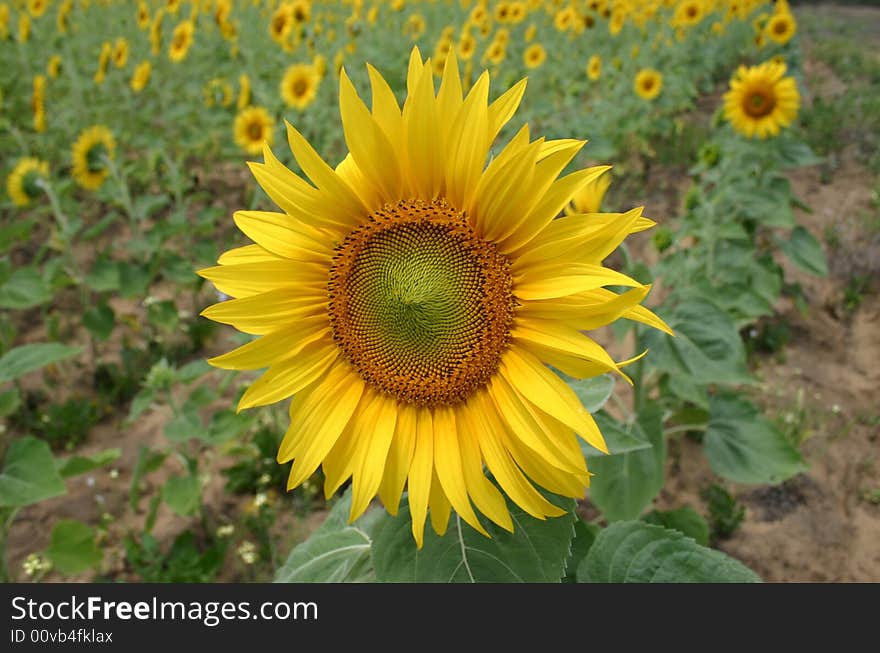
[4,4,879,583]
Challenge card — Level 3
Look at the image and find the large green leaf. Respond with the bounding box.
[588,404,665,521]
[0,267,52,309]
[643,507,710,546]
[778,226,829,277]
[45,520,102,575]
[577,521,760,583]
[275,491,375,583]
[642,298,752,386]
[704,395,807,484]
[0,436,67,507]
[581,411,654,457]
[0,343,81,384]
[162,474,201,516]
[372,492,576,582]
[567,374,615,413]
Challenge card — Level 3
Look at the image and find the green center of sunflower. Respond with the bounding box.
[328,199,515,406]
[744,89,776,118]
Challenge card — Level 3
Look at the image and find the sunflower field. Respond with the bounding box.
[1,0,878,585]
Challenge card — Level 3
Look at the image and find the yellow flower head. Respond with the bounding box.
[7,157,48,206]
[280,63,321,109]
[723,60,800,139]
[137,1,151,29]
[269,3,293,45]
[586,54,601,81]
[673,0,704,27]
[566,167,611,214]
[234,105,275,156]
[204,78,234,108]
[71,125,116,191]
[765,11,796,45]
[169,19,195,62]
[28,0,47,18]
[198,49,669,547]
[634,68,663,100]
[112,37,130,69]
[46,54,61,78]
[523,43,546,69]
[238,73,251,110]
[130,60,152,93]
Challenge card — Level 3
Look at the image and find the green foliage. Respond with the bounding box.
[46,520,102,575]
[702,484,746,540]
[642,507,710,547]
[124,532,226,583]
[577,521,760,583]
[0,436,67,508]
[371,492,577,583]
[0,343,81,384]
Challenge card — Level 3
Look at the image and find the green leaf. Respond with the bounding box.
[0,342,81,384]
[577,521,760,583]
[0,436,67,507]
[126,389,155,424]
[275,490,375,583]
[82,303,116,341]
[45,520,102,575]
[57,448,121,479]
[643,507,710,546]
[129,446,167,510]
[564,519,600,582]
[588,404,666,521]
[704,395,807,484]
[0,267,52,309]
[371,492,576,582]
[567,374,615,413]
[118,264,152,299]
[205,409,254,444]
[163,409,203,442]
[162,474,201,516]
[581,411,654,457]
[0,387,21,417]
[147,300,179,331]
[642,298,752,386]
[778,226,829,277]
[84,258,120,292]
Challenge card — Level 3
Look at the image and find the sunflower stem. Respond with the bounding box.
[36,178,71,238]
[104,154,138,228]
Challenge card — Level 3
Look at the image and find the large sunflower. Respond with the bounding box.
[7,157,48,206]
[199,50,669,546]
[71,125,116,191]
[723,60,800,139]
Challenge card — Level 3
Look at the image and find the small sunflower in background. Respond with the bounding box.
[280,63,320,109]
[112,37,129,68]
[199,49,670,547]
[566,168,612,214]
[137,1,151,29]
[524,23,537,42]
[237,73,251,110]
[458,33,476,61]
[169,20,195,62]
[765,11,796,45]
[28,0,48,19]
[18,13,31,43]
[290,0,311,25]
[723,60,800,139]
[130,60,152,93]
[523,43,546,70]
[586,54,601,81]
[94,42,111,84]
[233,106,274,155]
[47,54,62,78]
[71,125,116,191]
[634,68,663,100]
[269,3,293,46]
[56,0,72,33]
[6,157,48,206]
[204,78,234,108]
[483,39,506,66]
[673,0,704,28]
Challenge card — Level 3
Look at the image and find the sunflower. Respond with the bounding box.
[723,60,800,139]
[18,13,31,43]
[269,3,293,46]
[169,20,195,62]
[523,43,546,70]
[509,1,527,24]
[554,7,575,32]
[71,125,116,191]
[634,68,663,100]
[458,33,476,60]
[238,73,251,110]
[280,63,320,109]
[586,54,601,81]
[234,106,275,155]
[765,11,796,45]
[112,37,129,68]
[28,0,47,18]
[47,54,61,78]
[6,157,48,207]
[204,78,234,108]
[56,0,71,33]
[673,0,704,28]
[130,60,152,93]
[32,75,46,132]
[94,42,111,84]
[137,1,151,29]
[198,49,669,546]
[524,23,537,42]
[290,0,311,25]
[483,40,506,66]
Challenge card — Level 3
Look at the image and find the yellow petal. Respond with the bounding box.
[378,402,417,515]
[456,406,513,531]
[238,341,337,411]
[349,391,398,521]
[233,210,333,262]
[200,288,327,334]
[514,263,641,301]
[408,407,434,548]
[428,469,452,536]
[217,244,278,266]
[207,321,330,370]
[487,77,527,143]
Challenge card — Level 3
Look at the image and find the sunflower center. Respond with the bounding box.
[86,144,108,173]
[247,121,264,141]
[774,20,788,35]
[328,199,516,406]
[292,78,308,97]
[744,89,776,117]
